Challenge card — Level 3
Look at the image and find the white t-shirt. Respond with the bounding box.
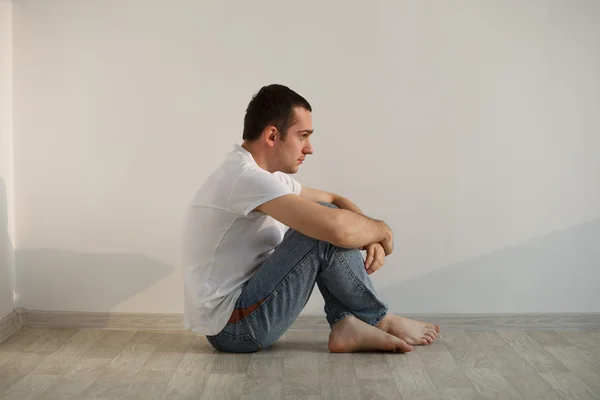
[182,144,302,335]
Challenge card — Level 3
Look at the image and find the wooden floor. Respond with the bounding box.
[0,326,599,399]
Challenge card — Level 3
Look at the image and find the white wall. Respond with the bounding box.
[0,0,15,318]
[12,0,600,315]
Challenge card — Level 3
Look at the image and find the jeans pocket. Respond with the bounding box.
[210,331,262,353]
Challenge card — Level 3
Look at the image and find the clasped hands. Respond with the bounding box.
[360,232,393,275]
[360,243,385,275]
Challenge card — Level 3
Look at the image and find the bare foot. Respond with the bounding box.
[377,314,441,346]
[328,315,413,353]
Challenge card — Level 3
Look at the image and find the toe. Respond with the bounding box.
[424,327,436,336]
[397,340,414,352]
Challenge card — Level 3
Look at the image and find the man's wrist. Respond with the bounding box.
[376,221,391,242]
[332,195,363,215]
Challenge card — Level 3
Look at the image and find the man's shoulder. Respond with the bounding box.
[190,160,258,208]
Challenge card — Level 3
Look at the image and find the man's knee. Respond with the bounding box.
[318,202,339,209]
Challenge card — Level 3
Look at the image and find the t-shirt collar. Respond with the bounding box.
[233,143,255,161]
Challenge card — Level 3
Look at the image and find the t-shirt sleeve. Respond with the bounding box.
[228,168,299,217]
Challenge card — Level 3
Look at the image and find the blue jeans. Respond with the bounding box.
[205,203,388,353]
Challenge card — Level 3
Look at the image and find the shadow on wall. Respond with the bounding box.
[378,217,600,314]
[0,179,15,311]
[3,178,173,314]
[15,248,173,312]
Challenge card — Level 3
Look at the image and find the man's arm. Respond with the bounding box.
[299,186,391,274]
[299,186,363,215]
[256,193,393,253]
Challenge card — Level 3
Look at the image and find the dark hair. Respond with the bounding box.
[243,84,312,141]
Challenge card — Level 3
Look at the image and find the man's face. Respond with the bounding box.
[276,106,314,174]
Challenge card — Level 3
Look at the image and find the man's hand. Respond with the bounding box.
[379,227,394,256]
[363,242,386,275]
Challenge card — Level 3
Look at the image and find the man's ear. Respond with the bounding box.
[265,126,278,147]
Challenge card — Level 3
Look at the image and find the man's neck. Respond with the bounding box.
[241,141,272,172]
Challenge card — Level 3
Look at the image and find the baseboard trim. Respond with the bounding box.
[397,313,600,330]
[20,310,600,331]
[24,310,184,331]
[0,308,24,343]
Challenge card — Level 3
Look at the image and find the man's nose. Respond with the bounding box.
[305,143,314,155]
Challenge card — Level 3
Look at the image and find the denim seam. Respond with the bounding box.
[331,311,353,326]
[237,249,321,347]
[214,330,263,351]
[320,241,340,272]
[323,298,338,326]
[323,302,332,320]
[337,252,380,306]
[336,252,387,323]
[231,241,320,324]
[371,309,388,327]
[321,286,347,326]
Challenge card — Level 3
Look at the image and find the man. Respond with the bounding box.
[182,84,439,353]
